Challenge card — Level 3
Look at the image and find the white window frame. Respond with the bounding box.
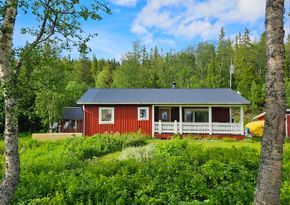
[138,107,149,121]
[184,108,209,122]
[99,107,115,124]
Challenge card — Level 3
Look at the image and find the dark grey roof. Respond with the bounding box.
[77,88,250,105]
[77,88,249,105]
[62,107,83,120]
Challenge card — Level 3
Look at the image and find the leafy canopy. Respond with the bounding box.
[2,0,111,55]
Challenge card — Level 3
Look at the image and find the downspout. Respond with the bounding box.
[82,105,85,136]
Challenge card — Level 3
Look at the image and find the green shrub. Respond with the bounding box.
[82,139,259,204]
[281,146,290,205]
[1,136,288,204]
[10,134,147,204]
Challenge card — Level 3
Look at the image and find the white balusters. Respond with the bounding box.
[154,122,242,135]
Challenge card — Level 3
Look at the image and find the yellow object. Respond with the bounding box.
[245,120,264,137]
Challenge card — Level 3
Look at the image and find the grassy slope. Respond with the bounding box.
[0,136,289,204]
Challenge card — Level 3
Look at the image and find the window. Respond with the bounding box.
[185,110,194,122]
[159,108,171,122]
[195,110,209,122]
[138,107,149,120]
[184,109,208,122]
[99,107,114,124]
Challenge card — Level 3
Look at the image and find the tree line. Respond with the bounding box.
[1,27,290,132]
[94,28,290,110]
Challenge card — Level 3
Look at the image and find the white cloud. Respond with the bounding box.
[220,0,265,24]
[110,0,138,7]
[131,0,266,41]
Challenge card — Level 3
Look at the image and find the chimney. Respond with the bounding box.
[172,82,177,89]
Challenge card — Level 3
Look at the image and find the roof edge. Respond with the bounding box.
[77,102,249,105]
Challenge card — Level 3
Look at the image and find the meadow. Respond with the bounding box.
[0,134,289,204]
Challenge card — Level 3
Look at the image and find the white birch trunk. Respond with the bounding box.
[0,0,20,204]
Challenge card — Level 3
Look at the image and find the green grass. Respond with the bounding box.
[0,135,289,204]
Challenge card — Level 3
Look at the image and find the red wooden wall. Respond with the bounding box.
[212,107,230,122]
[84,105,152,136]
[286,115,290,137]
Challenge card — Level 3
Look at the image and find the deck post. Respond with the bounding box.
[152,105,155,138]
[158,120,162,134]
[209,106,212,135]
[229,107,232,123]
[174,120,177,134]
[179,106,183,135]
[240,106,244,135]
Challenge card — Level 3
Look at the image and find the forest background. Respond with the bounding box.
[2,28,289,133]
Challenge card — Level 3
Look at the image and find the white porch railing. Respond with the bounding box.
[154,121,242,135]
[212,122,241,135]
[154,121,179,134]
[182,122,210,134]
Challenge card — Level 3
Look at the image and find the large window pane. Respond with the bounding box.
[101,109,112,121]
[184,109,209,122]
[195,110,208,122]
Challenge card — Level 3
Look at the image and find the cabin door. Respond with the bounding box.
[159,108,171,122]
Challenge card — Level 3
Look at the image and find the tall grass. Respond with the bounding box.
[4,134,147,204]
[0,135,288,204]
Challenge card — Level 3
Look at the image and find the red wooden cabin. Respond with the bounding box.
[77,87,249,138]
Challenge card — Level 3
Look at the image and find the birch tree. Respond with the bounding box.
[0,0,110,203]
[254,0,286,204]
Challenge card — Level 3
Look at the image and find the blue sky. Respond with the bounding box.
[13,0,289,60]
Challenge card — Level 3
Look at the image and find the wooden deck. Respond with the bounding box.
[32,133,82,141]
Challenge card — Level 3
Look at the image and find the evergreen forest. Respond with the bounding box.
[2,28,290,132]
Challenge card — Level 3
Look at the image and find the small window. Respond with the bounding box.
[138,107,149,120]
[99,107,114,124]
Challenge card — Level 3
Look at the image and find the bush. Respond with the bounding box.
[81,139,260,204]
[2,136,289,204]
[10,134,147,204]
